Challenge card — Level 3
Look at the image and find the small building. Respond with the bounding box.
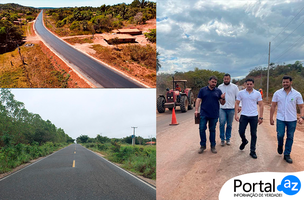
[103,34,136,44]
[117,29,142,35]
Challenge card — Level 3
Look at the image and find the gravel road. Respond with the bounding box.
[157,105,304,200]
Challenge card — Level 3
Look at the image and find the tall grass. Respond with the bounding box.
[0,142,67,173]
[0,44,71,88]
[84,142,156,179]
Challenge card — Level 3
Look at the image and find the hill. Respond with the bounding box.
[240,61,304,98]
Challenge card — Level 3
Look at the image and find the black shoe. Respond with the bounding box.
[239,140,248,150]
[250,151,257,159]
[284,155,293,164]
[277,145,283,154]
[198,146,206,154]
[211,146,217,154]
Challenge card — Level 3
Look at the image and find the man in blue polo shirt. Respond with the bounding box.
[195,76,226,154]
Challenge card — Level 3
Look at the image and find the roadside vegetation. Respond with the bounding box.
[158,60,304,105]
[0,3,39,53]
[43,1,156,37]
[0,40,71,88]
[91,44,156,85]
[76,134,156,180]
[0,89,74,173]
[239,61,304,97]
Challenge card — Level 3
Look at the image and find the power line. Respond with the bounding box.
[272,34,304,63]
[271,4,304,43]
[271,18,304,53]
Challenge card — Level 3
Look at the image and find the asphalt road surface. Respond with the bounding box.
[0,144,155,200]
[157,106,304,200]
[34,11,144,88]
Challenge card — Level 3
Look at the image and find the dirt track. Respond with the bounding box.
[156,105,304,200]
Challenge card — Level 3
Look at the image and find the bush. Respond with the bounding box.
[144,29,156,43]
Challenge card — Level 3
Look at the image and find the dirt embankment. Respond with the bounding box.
[39,41,91,88]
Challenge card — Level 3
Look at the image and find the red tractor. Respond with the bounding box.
[157,77,194,113]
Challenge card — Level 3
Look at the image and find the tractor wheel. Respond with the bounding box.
[180,96,189,113]
[188,91,194,110]
[157,96,166,113]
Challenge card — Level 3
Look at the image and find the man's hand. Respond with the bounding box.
[235,115,239,122]
[221,93,226,99]
[258,118,263,125]
[299,117,303,124]
[238,107,242,113]
[270,118,274,125]
[195,111,200,118]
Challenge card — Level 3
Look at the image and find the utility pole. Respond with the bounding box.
[131,127,137,146]
[266,42,271,102]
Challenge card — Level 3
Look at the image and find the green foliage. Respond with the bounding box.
[144,29,156,43]
[243,61,304,98]
[0,89,74,147]
[0,142,67,173]
[0,3,38,53]
[44,1,156,36]
[84,142,156,179]
[157,68,226,97]
[76,135,89,143]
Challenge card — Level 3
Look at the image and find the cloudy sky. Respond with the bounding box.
[10,89,156,140]
[0,0,134,8]
[157,0,304,79]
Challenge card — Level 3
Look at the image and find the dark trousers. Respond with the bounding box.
[239,115,258,152]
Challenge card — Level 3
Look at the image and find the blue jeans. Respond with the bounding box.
[219,108,235,141]
[276,119,297,155]
[199,116,218,147]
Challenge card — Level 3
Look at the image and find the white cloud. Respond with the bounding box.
[157,0,304,77]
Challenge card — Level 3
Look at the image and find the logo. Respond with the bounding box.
[277,175,301,196]
[231,175,301,198]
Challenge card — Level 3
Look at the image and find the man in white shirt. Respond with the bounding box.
[235,79,264,159]
[270,76,304,164]
[218,74,240,146]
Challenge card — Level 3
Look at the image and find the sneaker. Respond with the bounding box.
[198,146,206,154]
[211,146,217,154]
[277,145,283,155]
[250,151,257,159]
[239,140,248,150]
[226,140,231,145]
[221,141,225,146]
[284,155,293,164]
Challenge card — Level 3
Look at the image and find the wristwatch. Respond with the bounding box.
[259,117,263,120]
[301,116,304,120]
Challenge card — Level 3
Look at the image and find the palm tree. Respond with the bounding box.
[157,51,161,72]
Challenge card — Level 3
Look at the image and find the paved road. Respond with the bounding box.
[0,144,155,200]
[34,11,144,88]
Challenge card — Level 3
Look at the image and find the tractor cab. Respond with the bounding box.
[157,77,194,113]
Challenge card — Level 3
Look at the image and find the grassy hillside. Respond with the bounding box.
[240,61,304,98]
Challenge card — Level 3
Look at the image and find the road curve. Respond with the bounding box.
[0,144,156,200]
[35,11,145,88]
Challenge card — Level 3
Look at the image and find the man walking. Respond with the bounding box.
[234,79,264,159]
[218,74,240,146]
[195,76,225,154]
[270,76,304,164]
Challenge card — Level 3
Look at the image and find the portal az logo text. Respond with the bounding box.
[233,175,301,198]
